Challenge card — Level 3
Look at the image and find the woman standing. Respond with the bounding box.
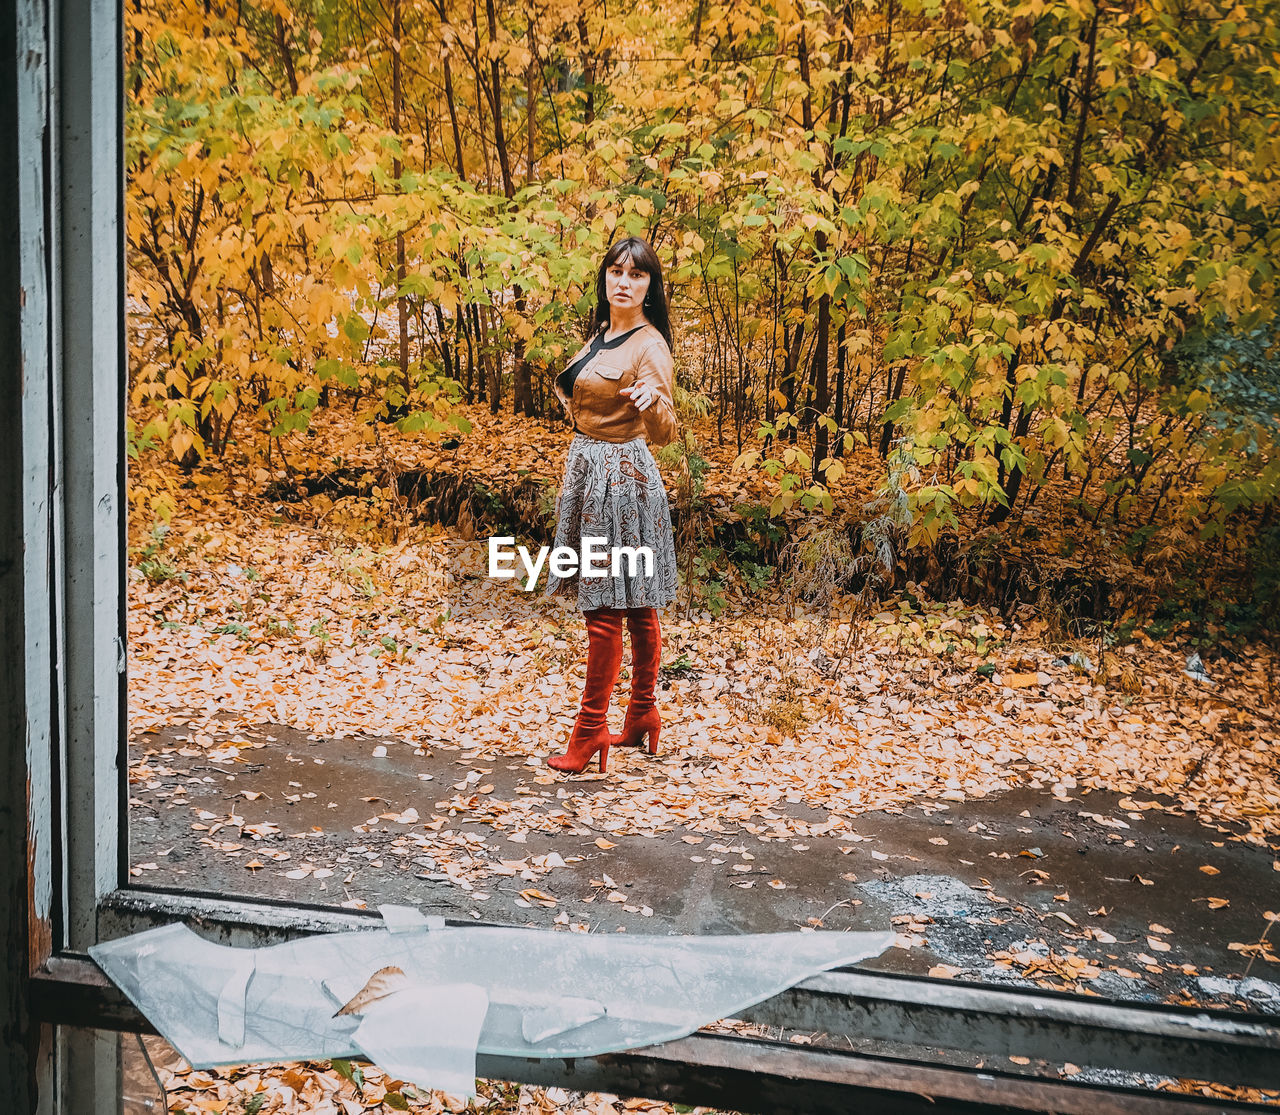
[543,236,680,774]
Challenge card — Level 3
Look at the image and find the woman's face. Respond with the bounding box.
[605,253,652,315]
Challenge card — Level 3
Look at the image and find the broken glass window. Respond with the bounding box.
[91,907,892,1098]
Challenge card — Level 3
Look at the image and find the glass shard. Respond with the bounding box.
[91,921,893,1095]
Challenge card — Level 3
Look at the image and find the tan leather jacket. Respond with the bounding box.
[553,323,679,446]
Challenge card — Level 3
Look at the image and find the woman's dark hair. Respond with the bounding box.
[586,236,673,350]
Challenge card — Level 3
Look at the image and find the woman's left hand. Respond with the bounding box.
[620,381,656,412]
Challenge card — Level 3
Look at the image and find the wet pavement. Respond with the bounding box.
[128,723,1280,1016]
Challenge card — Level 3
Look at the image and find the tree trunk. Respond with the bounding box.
[811,288,830,480]
[484,0,515,199]
[470,1,494,188]
[443,51,466,179]
[1065,14,1099,217]
[273,13,298,95]
[990,404,1034,524]
[576,15,597,127]
[878,362,907,458]
[834,317,846,457]
[525,21,538,188]
[392,0,409,415]
[431,302,455,382]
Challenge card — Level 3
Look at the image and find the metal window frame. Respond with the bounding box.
[1,2,1277,1113]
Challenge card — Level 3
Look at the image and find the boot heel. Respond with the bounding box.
[647,725,660,756]
[547,609,624,775]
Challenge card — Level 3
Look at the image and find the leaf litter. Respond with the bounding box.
[130,498,1280,846]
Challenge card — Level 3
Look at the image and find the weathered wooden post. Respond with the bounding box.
[2,1,124,1110]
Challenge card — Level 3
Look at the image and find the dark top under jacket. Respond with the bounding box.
[556,324,647,400]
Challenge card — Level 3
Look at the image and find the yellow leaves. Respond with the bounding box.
[1163,221,1192,252]
[780,446,810,471]
[170,428,198,462]
[1228,940,1280,962]
[211,392,238,423]
[1012,144,1063,177]
[1044,415,1071,450]
[818,457,845,484]
[506,44,533,71]
[148,489,176,523]
[1222,265,1255,313]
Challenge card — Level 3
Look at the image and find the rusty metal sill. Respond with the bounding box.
[25,887,1279,1114]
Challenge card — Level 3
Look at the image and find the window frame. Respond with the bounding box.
[3,2,1276,1112]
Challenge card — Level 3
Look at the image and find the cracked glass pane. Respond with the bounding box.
[92,921,893,1094]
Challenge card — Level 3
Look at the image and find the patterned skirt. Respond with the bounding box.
[543,433,679,611]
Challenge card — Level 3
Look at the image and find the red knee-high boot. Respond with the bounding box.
[548,608,624,774]
[613,607,662,754]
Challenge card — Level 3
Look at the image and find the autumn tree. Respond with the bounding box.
[126,0,1279,599]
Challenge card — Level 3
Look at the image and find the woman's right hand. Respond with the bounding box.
[619,381,656,412]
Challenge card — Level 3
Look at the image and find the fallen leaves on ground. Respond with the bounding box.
[127,488,1280,850]
[148,1043,726,1113]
